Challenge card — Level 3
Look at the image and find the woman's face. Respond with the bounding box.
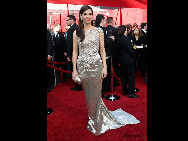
[134,28,139,35]
[124,28,128,35]
[80,9,93,24]
[101,18,106,27]
[54,25,61,32]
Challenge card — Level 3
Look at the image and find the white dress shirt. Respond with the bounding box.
[142,29,147,33]
[54,31,59,37]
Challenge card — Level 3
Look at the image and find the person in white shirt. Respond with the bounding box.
[141,23,147,35]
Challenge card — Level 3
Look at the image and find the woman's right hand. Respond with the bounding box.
[72,70,78,82]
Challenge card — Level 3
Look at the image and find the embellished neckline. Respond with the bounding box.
[84,27,96,32]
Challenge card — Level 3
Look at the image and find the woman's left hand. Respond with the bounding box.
[102,67,107,79]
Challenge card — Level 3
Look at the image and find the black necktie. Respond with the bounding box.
[55,33,59,38]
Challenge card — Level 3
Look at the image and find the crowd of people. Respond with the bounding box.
[47,14,147,98]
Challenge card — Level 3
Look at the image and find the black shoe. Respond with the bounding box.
[101,93,107,98]
[135,88,139,92]
[71,87,81,91]
[47,108,53,115]
[71,87,82,91]
[48,87,53,92]
[129,94,139,98]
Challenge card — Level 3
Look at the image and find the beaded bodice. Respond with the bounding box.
[77,27,103,70]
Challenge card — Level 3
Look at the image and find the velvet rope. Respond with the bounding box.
[113,67,121,81]
[47,60,69,64]
[47,60,121,80]
[47,63,72,74]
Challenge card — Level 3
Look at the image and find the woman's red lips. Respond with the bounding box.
[86,19,90,21]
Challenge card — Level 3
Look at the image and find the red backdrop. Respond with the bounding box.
[47,0,147,9]
[47,7,147,32]
[47,0,147,31]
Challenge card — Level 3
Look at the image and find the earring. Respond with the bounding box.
[80,17,83,20]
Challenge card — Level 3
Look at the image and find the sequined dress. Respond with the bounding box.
[77,27,140,136]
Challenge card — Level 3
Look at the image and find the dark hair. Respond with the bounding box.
[107,17,113,24]
[91,20,96,26]
[133,23,138,28]
[117,25,127,36]
[95,14,105,27]
[126,23,132,30]
[141,23,147,29]
[131,27,142,37]
[76,5,93,42]
[67,15,76,21]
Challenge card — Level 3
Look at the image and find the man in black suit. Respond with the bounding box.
[117,25,139,98]
[66,15,82,91]
[47,28,54,92]
[141,23,147,37]
[140,23,147,76]
[126,23,132,37]
[47,28,54,115]
[53,23,67,85]
[66,15,78,62]
[105,17,120,87]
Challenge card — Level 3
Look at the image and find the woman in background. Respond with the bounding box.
[130,27,142,72]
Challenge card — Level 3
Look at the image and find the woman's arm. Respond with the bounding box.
[99,32,107,78]
[99,32,106,67]
[72,30,78,81]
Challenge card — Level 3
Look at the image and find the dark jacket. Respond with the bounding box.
[98,26,114,57]
[141,29,147,46]
[104,25,118,57]
[66,23,78,60]
[130,35,142,46]
[47,29,53,56]
[105,25,118,39]
[53,32,67,62]
[117,35,136,64]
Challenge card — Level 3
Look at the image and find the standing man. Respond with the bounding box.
[66,15,82,91]
[117,25,139,98]
[140,23,147,77]
[47,26,54,115]
[126,23,132,37]
[47,26,54,92]
[105,17,120,87]
[53,23,67,85]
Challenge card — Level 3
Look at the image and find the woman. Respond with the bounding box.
[130,27,142,47]
[117,25,139,98]
[95,14,115,94]
[72,5,139,136]
[130,27,142,72]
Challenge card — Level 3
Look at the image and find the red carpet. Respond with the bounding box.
[47,72,147,141]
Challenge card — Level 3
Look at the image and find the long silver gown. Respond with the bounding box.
[77,27,140,136]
